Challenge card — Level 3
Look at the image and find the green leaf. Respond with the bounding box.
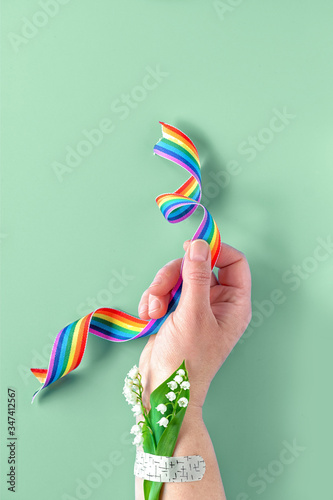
[145,410,187,500]
[142,423,156,454]
[155,407,187,456]
[148,360,188,447]
[142,424,156,499]
[146,480,163,500]
[143,479,153,500]
[142,360,190,500]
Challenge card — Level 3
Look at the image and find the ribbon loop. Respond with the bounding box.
[30,122,221,403]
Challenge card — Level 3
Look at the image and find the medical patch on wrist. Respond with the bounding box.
[134,450,206,482]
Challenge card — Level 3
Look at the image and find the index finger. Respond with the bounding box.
[216,243,251,291]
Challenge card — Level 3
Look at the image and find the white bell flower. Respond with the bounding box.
[178,397,188,408]
[133,434,143,446]
[131,404,142,417]
[156,404,168,414]
[174,375,183,384]
[128,365,139,380]
[157,417,169,428]
[166,391,176,402]
[130,424,142,435]
[123,385,138,406]
[167,381,178,390]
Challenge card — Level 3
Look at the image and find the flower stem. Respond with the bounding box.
[132,374,156,451]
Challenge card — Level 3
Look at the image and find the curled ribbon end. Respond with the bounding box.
[31,388,41,404]
[31,368,47,384]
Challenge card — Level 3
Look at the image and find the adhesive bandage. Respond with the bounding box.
[134,450,206,483]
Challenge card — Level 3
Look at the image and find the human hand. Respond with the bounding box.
[138,239,252,409]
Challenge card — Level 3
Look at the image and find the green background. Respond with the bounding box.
[1,1,332,499]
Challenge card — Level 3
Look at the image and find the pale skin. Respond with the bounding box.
[135,239,252,500]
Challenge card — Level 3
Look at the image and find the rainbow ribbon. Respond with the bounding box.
[31,123,221,403]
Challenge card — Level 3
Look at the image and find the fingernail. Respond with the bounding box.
[150,275,162,287]
[149,297,160,313]
[139,304,148,315]
[189,240,210,262]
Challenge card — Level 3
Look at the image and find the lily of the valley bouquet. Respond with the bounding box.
[123,361,190,500]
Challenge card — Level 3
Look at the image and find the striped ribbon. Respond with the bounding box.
[30,122,221,403]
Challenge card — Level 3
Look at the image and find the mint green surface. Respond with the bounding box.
[1,1,332,499]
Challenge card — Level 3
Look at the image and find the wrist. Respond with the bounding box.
[172,404,205,458]
[185,401,203,419]
[178,403,204,440]
[140,371,210,412]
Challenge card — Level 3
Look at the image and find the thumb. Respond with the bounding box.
[178,239,212,316]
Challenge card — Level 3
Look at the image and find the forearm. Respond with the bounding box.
[135,406,226,500]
